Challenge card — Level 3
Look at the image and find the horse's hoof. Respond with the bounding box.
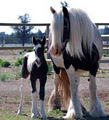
[63,109,83,119]
[89,109,107,117]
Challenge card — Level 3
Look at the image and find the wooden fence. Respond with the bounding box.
[0,23,109,63]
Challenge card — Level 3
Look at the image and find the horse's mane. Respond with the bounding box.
[51,8,94,59]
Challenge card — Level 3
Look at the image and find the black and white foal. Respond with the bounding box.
[17,37,48,119]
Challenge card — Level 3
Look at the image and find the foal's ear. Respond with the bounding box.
[50,7,56,14]
[32,37,37,45]
[42,36,46,45]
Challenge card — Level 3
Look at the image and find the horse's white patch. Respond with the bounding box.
[40,100,46,118]
[50,7,102,59]
[17,78,26,115]
[51,54,64,68]
[31,91,38,118]
[89,74,106,117]
[24,46,41,72]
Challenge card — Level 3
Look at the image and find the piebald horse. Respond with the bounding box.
[48,6,106,119]
[17,37,48,119]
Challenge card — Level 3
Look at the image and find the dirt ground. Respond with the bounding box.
[0,50,109,119]
[0,75,109,120]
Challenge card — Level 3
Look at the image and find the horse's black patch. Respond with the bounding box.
[63,43,99,77]
[22,57,29,78]
[52,60,60,74]
[61,7,70,52]
[30,60,48,101]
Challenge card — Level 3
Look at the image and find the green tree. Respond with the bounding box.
[11,13,34,46]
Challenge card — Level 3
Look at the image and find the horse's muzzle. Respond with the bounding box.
[49,46,61,57]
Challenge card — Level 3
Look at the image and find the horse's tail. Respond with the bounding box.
[22,57,29,79]
[59,69,70,108]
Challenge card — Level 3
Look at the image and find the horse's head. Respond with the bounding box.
[32,36,46,66]
[49,6,70,57]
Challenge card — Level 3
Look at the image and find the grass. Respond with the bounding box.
[0,66,21,81]
[81,68,109,78]
[0,107,109,120]
[0,73,13,82]
[106,103,109,106]
[0,108,65,120]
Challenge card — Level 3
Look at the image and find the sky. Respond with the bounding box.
[0,0,109,34]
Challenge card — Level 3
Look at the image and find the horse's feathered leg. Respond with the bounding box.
[89,73,106,117]
[17,78,26,115]
[48,72,61,111]
[64,66,83,119]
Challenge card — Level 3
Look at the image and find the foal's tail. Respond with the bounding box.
[59,69,70,108]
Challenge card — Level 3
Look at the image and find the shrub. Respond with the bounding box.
[1,61,10,67]
[0,73,10,82]
[47,62,53,74]
[0,59,3,65]
[14,61,20,66]
[26,49,33,52]
[14,58,23,67]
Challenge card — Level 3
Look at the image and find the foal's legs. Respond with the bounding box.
[30,77,38,118]
[89,73,106,117]
[39,76,47,119]
[17,78,27,115]
[65,66,83,119]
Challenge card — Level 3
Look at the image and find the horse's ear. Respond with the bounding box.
[32,37,37,45]
[42,36,46,45]
[50,7,56,14]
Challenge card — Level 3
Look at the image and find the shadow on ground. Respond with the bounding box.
[47,113,109,120]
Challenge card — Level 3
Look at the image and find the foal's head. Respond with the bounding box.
[32,37,46,66]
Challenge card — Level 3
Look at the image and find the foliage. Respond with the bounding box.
[104,25,109,34]
[11,13,34,46]
[0,73,12,82]
[47,61,53,74]
[14,58,23,66]
[0,58,3,65]
[1,61,10,67]
[26,49,33,52]
[103,51,109,57]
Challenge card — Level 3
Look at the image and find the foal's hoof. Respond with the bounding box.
[17,110,22,115]
[31,113,37,119]
[41,115,47,120]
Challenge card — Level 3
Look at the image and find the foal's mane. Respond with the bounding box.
[51,7,94,59]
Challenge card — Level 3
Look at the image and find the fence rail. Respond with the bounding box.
[0,23,109,63]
